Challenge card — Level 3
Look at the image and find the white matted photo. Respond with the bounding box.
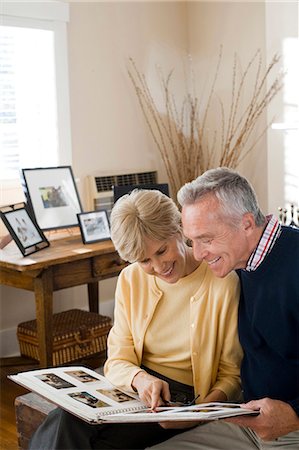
[0,204,49,256]
[21,166,83,230]
[77,210,110,244]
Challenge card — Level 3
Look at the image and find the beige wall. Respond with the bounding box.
[1,1,295,356]
[1,1,189,356]
[68,2,189,206]
[187,1,268,211]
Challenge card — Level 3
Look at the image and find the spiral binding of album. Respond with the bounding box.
[96,405,147,419]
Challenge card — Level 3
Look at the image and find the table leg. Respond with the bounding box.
[88,282,99,313]
[34,268,53,367]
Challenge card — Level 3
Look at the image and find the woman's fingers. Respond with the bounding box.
[132,372,170,408]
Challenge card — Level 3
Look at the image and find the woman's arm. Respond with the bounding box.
[104,268,144,391]
[104,265,167,407]
[209,278,243,401]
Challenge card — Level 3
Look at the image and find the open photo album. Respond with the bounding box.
[9,366,259,424]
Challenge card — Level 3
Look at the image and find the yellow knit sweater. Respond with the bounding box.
[104,261,242,402]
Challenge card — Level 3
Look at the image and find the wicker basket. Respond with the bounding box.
[17,309,112,365]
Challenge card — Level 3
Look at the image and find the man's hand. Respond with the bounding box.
[132,371,171,410]
[225,398,299,441]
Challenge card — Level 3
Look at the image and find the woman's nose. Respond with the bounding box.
[151,259,165,274]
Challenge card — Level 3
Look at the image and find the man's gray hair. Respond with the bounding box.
[177,167,265,226]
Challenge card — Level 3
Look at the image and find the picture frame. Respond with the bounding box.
[77,210,110,244]
[21,166,83,231]
[0,203,50,256]
[113,183,169,203]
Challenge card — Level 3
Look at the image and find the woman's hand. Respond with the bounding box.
[132,371,171,409]
[201,389,227,403]
[159,388,227,429]
[159,420,201,430]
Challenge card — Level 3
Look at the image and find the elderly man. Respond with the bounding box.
[149,167,299,450]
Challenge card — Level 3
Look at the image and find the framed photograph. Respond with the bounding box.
[21,166,83,231]
[0,204,49,256]
[77,210,110,244]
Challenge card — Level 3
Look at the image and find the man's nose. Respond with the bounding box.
[192,242,208,261]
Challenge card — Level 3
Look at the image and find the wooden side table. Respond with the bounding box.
[0,235,127,367]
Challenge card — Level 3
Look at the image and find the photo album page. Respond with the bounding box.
[10,366,259,424]
[9,366,144,424]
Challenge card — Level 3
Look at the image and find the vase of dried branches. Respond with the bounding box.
[128,49,283,198]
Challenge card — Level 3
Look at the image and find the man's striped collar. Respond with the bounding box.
[245,214,281,272]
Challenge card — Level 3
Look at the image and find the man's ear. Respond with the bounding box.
[242,213,255,233]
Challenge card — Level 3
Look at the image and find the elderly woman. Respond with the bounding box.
[29,189,242,450]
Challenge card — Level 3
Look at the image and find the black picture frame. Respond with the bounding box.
[0,204,50,256]
[21,166,83,231]
[113,183,169,203]
[77,210,110,244]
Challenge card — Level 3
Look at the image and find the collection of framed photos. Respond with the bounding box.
[0,166,111,257]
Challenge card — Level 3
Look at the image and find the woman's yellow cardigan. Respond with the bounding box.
[104,261,243,402]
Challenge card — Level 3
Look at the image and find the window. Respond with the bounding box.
[0,2,71,203]
[266,2,299,212]
[280,37,299,204]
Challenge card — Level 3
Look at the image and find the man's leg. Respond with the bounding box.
[148,421,259,450]
[262,430,299,450]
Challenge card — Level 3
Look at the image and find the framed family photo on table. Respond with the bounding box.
[21,166,83,231]
[77,210,110,244]
[0,204,49,256]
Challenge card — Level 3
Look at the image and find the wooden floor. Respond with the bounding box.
[0,354,105,450]
[0,357,38,450]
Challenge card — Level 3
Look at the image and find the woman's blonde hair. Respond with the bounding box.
[110,189,181,262]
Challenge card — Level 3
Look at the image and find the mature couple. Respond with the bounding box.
[30,168,299,450]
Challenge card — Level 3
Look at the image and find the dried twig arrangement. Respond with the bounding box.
[128,50,283,196]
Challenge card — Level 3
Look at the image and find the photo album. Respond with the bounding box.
[9,366,259,424]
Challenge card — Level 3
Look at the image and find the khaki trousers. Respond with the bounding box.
[148,421,299,450]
